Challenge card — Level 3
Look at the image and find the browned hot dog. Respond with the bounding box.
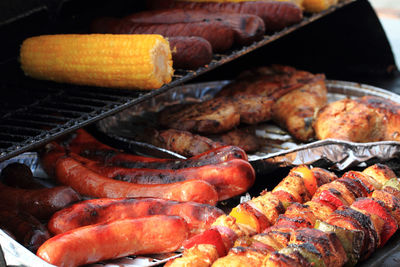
[0,205,51,252]
[55,156,219,205]
[124,8,266,45]
[72,153,255,201]
[161,1,303,33]
[0,162,44,189]
[168,36,213,69]
[48,197,225,236]
[91,18,235,52]
[37,215,189,267]
[0,182,81,220]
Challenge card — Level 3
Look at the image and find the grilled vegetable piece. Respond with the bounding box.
[20,34,173,89]
[182,229,227,257]
[325,206,379,260]
[372,189,400,225]
[351,197,398,247]
[314,220,364,267]
[362,163,397,188]
[289,228,347,267]
[229,202,271,234]
[37,215,189,267]
[279,243,326,267]
[383,178,400,191]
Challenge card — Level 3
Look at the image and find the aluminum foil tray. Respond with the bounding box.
[96,80,400,172]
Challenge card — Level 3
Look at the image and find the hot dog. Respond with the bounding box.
[55,156,219,205]
[48,197,225,236]
[0,182,81,220]
[168,36,213,69]
[161,1,303,33]
[37,215,189,267]
[0,205,51,252]
[0,162,44,189]
[91,18,235,52]
[123,9,266,45]
[41,129,248,172]
[72,154,255,201]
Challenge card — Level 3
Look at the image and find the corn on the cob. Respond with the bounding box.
[20,34,174,90]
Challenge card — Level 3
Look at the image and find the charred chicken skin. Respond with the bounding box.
[314,95,400,142]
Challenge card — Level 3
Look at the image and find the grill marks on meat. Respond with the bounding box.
[158,65,327,150]
[314,95,400,142]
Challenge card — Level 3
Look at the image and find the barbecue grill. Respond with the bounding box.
[0,0,399,266]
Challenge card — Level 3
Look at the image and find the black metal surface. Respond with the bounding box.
[0,0,371,163]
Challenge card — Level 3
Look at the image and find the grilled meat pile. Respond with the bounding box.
[132,65,327,157]
[166,163,400,267]
[314,95,400,142]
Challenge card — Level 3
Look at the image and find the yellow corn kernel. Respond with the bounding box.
[302,0,338,12]
[20,34,174,90]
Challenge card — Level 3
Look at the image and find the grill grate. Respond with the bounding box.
[0,0,356,162]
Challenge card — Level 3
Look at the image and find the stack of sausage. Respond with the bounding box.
[166,163,400,267]
[90,1,303,69]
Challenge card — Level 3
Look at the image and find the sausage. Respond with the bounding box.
[42,129,248,170]
[74,155,255,201]
[124,9,266,45]
[37,215,189,267]
[0,205,50,252]
[0,182,81,220]
[55,156,219,205]
[91,18,235,52]
[168,36,213,69]
[0,162,44,189]
[48,197,225,236]
[165,1,303,33]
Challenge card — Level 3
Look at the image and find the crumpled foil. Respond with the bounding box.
[97,80,400,173]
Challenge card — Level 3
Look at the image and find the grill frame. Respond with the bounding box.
[0,0,363,163]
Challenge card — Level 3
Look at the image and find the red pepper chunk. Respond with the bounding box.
[313,189,347,210]
[351,197,398,247]
[182,229,227,257]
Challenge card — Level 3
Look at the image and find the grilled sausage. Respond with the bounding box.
[168,36,213,69]
[55,156,219,205]
[0,205,50,253]
[158,1,303,33]
[37,215,189,267]
[0,162,44,189]
[124,9,266,45]
[76,155,256,201]
[91,17,235,52]
[48,197,225,236]
[0,182,81,220]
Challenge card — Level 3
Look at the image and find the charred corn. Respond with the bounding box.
[20,34,174,90]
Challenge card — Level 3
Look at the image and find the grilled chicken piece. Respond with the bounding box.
[272,74,327,141]
[358,96,400,141]
[217,65,313,99]
[151,128,222,157]
[272,172,312,204]
[314,95,400,143]
[262,250,312,267]
[207,126,262,153]
[159,97,240,134]
[372,189,400,225]
[313,98,385,142]
[165,244,219,267]
[275,203,317,228]
[212,247,269,267]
